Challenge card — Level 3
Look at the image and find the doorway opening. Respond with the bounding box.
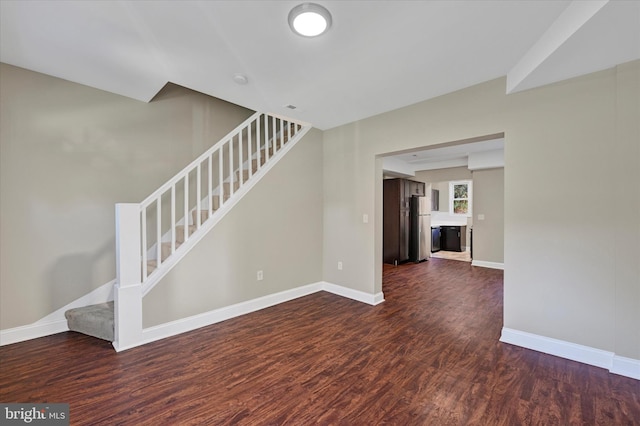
[380,134,504,270]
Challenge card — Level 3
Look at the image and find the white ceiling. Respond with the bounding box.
[391,138,504,169]
[381,138,505,176]
[1,1,638,131]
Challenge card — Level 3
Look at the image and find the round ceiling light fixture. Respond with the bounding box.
[288,3,332,37]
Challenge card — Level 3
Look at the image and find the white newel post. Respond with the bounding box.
[113,203,143,351]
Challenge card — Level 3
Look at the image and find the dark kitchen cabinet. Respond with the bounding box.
[440,226,467,252]
[383,178,425,264]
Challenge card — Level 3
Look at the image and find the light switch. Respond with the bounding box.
[363,214,369,223]
[477,214,485,220]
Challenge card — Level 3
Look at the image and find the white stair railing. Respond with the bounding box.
[113,112,310,351]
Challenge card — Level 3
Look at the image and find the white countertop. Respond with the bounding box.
[431,222,467,227]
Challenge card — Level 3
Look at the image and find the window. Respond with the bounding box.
[450,180,472,216]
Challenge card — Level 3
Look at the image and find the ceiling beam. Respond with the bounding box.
[506,0,608,94]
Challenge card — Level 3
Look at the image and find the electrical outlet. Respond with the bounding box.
[257,270,263,281]
[478,214,485,220]
[337,261,343,270]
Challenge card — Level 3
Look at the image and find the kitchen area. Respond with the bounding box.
[429,179,472,262]
[381,140,504,269]
[383,176,472,265]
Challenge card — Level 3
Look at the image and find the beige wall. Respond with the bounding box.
[2,59,638,363]
[323,61,640,359]
[414,167,473,213]
[415,167,472,183]
[323,124,378,293]
[471,168,504,264]
[612,61,639,359]
[143,129,324,326]
[0,64,253,328]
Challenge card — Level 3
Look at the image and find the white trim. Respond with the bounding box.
[500,327,639,380]
[500,327,613,369]
[0,280,115,346]
[471,260,504,270]
[322,281,385,305]
[136,282,322,350]
[119,281,384,352]
[113,283,143,351]
[449,180,472,217]
[611,355,640,380]
[0,320,69,347]
[1,278,386,350]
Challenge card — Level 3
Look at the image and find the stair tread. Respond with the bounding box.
[161,241,182,247]
[161,241,183,261]
[175,224,197,231]
[65,301,114,342]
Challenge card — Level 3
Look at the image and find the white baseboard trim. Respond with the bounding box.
[137,281,385,351]
[500,327,639,380]
[0,320,69,347]
[0,280,115,347]
[471,260,504,270]
[2,280,385,350]
[321,281,385,305]
[611,355,640,380]
[140,282,323,347]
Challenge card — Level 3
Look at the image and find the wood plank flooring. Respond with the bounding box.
[1,259,638,425]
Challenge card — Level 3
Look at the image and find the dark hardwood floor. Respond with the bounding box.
[1,259,638,425]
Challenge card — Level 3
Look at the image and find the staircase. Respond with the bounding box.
[65,112,310,348]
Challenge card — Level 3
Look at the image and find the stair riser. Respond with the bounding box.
[223,182,240,197]
[189,196,220,225]
[192,210,210,226]
[252,158,266,170]
[175,225,196,244]
[161,242,182,261]
[236,170,248,182]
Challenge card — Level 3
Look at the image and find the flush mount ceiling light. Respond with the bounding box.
[288,3,332,37]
